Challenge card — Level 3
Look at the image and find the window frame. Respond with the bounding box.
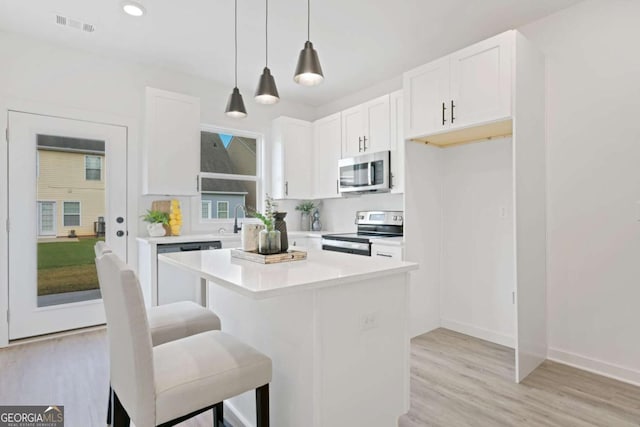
[201,200,213,220]
[62,201,81,227]
[192,125,264,229]
[217,201,230,219]
[84,155,102,181]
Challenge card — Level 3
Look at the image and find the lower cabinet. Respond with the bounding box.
[371,244,403,260]
[290,236,322,251]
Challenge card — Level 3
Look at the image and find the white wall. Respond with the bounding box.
[440,138,515,347]
[520,0,640,384]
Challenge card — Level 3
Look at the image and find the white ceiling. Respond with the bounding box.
[0,0,582,107]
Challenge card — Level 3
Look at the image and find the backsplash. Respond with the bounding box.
[140,193,404,236]
[276,193,404,232]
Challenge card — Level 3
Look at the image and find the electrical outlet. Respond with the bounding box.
[360,312,379,331]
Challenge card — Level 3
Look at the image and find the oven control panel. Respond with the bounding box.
[355,211,403,226]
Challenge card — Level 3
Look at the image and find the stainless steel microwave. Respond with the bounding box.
[338,151,390,194]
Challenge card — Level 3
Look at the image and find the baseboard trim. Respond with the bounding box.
[440,318,514,348]
[547,347,640,388]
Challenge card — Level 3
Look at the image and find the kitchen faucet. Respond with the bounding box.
[233,205,246,234]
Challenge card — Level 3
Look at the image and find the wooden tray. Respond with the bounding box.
[230,249,307,264]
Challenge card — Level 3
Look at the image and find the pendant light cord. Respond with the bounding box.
[307,0,310,41]
[234,0,238,87]
[265,0,268,67]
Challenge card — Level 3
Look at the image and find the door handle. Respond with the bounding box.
[358,137,363,152]
[363,136,368,151]
[451,100,455,124]
[442,102,447,126]
[116,230,125,237]
[336,179,339,194]
[285,181,289,196]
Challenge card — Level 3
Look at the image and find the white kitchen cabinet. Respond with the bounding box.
[403,56,450,139]
[341,94,390,157]
[143,87,200,195]
[403,31,513,143]
[272,117,313,200]
[290,236,322,251]
[389,90,405,194]
[313,113,342,199]
[449,31,512,128]
[371,244,403,260]
[404,31,547,383]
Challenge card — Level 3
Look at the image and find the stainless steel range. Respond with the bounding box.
[321,210,403,256]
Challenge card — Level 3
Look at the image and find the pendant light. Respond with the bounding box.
[294,0,324,86]
[255,0,280,104]
[225,0,247,118]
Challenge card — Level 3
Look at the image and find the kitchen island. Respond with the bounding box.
[158,249,418,427]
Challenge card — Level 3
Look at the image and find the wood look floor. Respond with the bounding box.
[0,328,639,427]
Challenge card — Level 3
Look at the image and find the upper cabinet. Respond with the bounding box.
[341,94,390,157]
[272,117,313,200]
[404,31,513,145]
[143,87,201,195]
[389,90,405,194]
[313,113,342,199]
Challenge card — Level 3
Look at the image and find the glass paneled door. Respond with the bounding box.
[8,111,127,339]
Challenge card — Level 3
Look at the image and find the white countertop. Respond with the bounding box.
[137,233,242,244]
[159,249,417,299]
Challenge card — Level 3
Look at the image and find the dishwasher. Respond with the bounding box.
[156,241,222,305]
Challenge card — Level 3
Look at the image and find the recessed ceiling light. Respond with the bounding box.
[122,1,145,17]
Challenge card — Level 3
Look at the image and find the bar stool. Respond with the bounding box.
[97,253,271,427]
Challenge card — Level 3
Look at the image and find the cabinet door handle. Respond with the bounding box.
[196,175,200,192]
[285,181,289,196]
[376,252,393,258]
[442,102,447,126]
[336,179,339,194]
[358,136,363,152]
[451,100,455,124]
[390,173,394,189]
[363,136,368,151]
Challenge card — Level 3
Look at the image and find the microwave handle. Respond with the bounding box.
[368,162,374,185]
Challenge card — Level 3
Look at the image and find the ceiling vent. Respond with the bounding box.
[55,14,96,33]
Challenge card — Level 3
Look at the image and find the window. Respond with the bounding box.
[217,201,229,219]
[85,155,102,181]
[63,202,81,227]
[201,200,212,219]
[199,127,261,221]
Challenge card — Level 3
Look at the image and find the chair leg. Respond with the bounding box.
[213,402,224,427]
[112,391,131,427]
[256,384,269,427]
[107,385,112,425]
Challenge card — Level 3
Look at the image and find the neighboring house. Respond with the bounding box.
[200,132,253,219]
[36,135,105,237]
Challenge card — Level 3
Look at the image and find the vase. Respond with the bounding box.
[258,229,281,255]
[300,212,311,232]
[147,222,166,237]
[241,224,265,252]
[274,212,289,252]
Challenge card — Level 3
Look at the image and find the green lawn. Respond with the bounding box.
[38,237,103,296]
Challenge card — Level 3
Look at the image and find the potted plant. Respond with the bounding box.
[142,210,169,237]
[251,195,281,254]
[295,200,315,231]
